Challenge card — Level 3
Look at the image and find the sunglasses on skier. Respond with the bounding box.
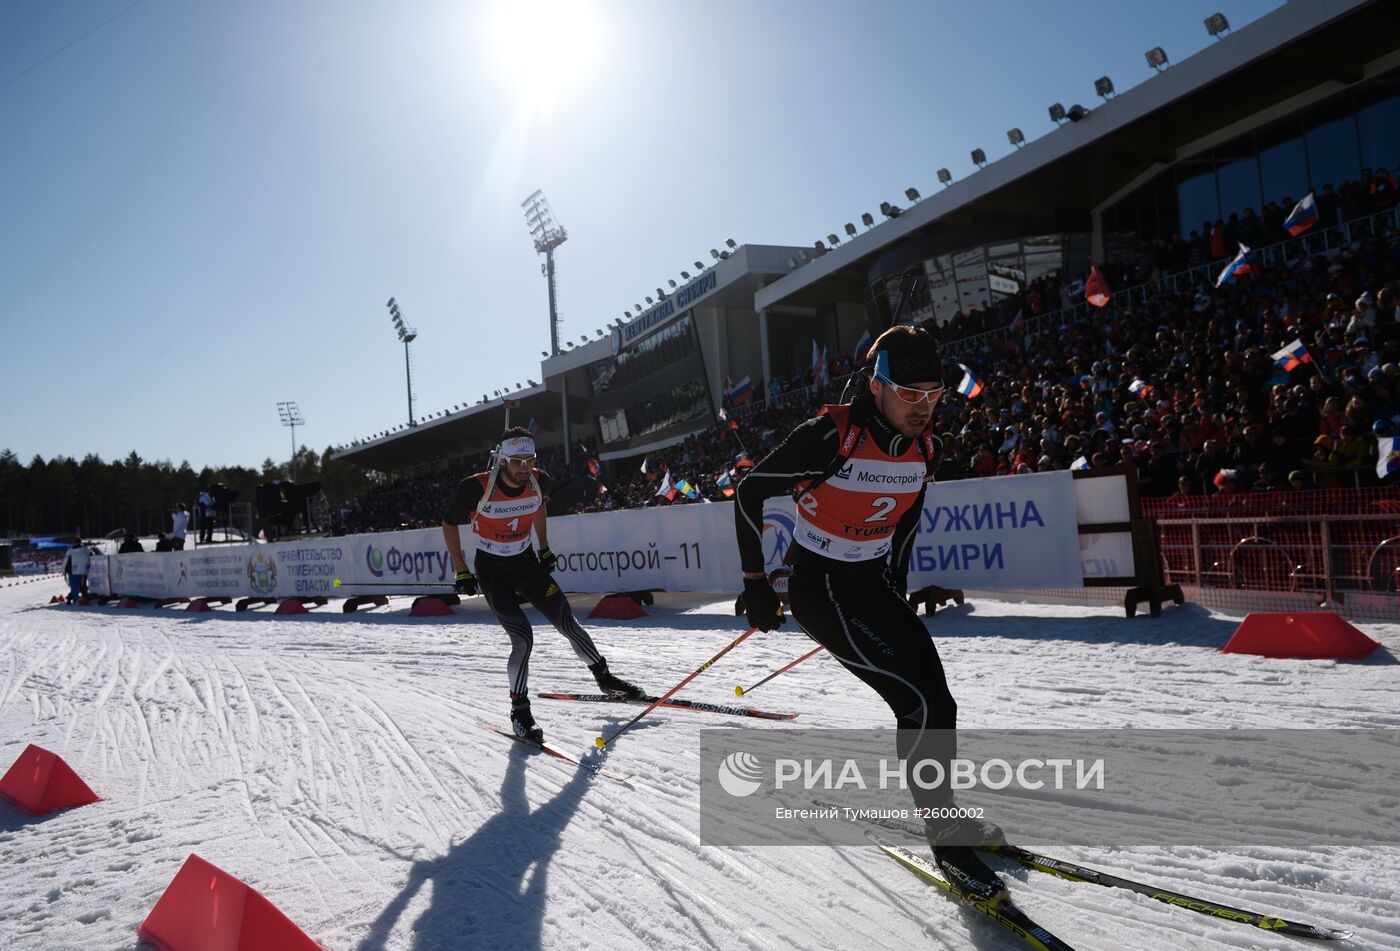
[873,374,944,404]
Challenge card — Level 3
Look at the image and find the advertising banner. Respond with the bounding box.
[88,469,1096,602]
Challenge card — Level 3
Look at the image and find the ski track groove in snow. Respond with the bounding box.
[0,587,1397,949]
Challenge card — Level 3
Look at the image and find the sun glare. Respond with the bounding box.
[487,0,601,108]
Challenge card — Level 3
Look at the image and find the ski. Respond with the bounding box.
[483,722,634,786]
[814,799,1352,941]
[537,691,798,721]
[869,831,1078,951]
[992,844,1352,942]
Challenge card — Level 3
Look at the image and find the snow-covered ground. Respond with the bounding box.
[1,582,1397,950]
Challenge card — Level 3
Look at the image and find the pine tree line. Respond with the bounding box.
[0,446,373,539]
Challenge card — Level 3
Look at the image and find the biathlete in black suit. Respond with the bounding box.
[733,326,1007,904]
[442,427,645,743]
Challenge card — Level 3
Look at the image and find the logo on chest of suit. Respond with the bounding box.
[834,463,854,480]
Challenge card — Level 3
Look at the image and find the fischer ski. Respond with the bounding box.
[992,844,1352,942]
[814,799,1352,941]
[537,692,798,721]
[484,722,634,786]
[869,832,1078,951]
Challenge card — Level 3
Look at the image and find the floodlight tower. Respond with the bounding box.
[386,297,418,427]
[521,189,568,356]
[277,401,304,480]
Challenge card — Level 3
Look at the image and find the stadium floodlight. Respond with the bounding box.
[541,350,549,357]
[1204,13,1229,37]
[694,260,704,270]
[725,238,736,250]
[1067,104,1088,122]
[814,240,827,255]
[1095,76,1114,99]
[528,379,538,386]
[645,296,654,304]
[276,401,304,480]
[1048,102,1066,124]
[799,250,810,262]
[937,168,953,185]
[386,297,417,426]
[595,329,604,337]
[1007,127,1025,147]
[710,249,720,260]
[656,287,665,298]
[879,201,901,219]
[827,233,840,246]
[861,212,874,228]
[1145,46,1168,70]
[719,249,730,259]
[905,187,921,201]
[634,304,642,312]
[845,222,857,237]
[521,189,568,355]
[579,335,588,344]
[971,148,988,167]
[788,257,798,268]
[668,279,677,289]
[680,270,691,280]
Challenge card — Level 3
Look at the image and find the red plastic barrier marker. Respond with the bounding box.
[274,598,308,615]
[410,596,454,617]
[138,854,325,951]
[0,744,101,815]
[1222,612,1381,661]
[588,594,648,620]
[186,599,212,613]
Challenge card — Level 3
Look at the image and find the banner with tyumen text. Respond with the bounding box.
[754,470,1084,590]
[909,469,1083,589]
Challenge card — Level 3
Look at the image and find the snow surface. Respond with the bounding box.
[1,582,1397,951]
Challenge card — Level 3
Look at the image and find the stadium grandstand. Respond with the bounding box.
[330,0,1400,541]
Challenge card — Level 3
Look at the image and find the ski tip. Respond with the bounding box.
[594,735,606,749]
[734,685,745,697]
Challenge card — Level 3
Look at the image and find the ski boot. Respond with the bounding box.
[510,694,544,744]
[926,810,1007,904]
[590,660,647,701]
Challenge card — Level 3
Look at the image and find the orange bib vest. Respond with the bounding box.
[792,404,933,563]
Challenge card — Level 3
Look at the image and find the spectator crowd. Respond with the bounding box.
[335,193,1400,531]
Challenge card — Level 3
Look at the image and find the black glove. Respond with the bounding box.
[886,563,909,601]
[538,547,558,572]
[742,576,785,632]
[454,569,478,596]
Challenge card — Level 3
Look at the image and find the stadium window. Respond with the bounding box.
[1215,134,1262,221]
[1356,78,1400,172]
[1257,117,1308,206]
[1175,157,1219,240]
[1303,101,1361,197]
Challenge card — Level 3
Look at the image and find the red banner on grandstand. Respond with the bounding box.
[1085,265,1111,308]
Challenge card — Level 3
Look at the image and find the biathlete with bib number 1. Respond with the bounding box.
[732,326,1008,905]
[442,427,647,744]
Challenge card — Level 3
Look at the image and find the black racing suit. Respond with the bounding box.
[734,403,961,811]
[443,470,604,697]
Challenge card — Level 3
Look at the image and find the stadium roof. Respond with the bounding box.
[755,0,1396,314]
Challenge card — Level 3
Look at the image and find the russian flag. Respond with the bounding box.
[586,457,601,479]
[956,362,983,398]
[1378,437,1400,480]
[1129,379,1153,398]
[727,375,754,405]
[1272,339,1312,372]
[655,470,676,500]
[853,329,873,364]
[1284,192,1319,236]
[1215,243,1257,287]
[640,457,657,482]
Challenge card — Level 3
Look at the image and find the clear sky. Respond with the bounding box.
[2,0,1286,470]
